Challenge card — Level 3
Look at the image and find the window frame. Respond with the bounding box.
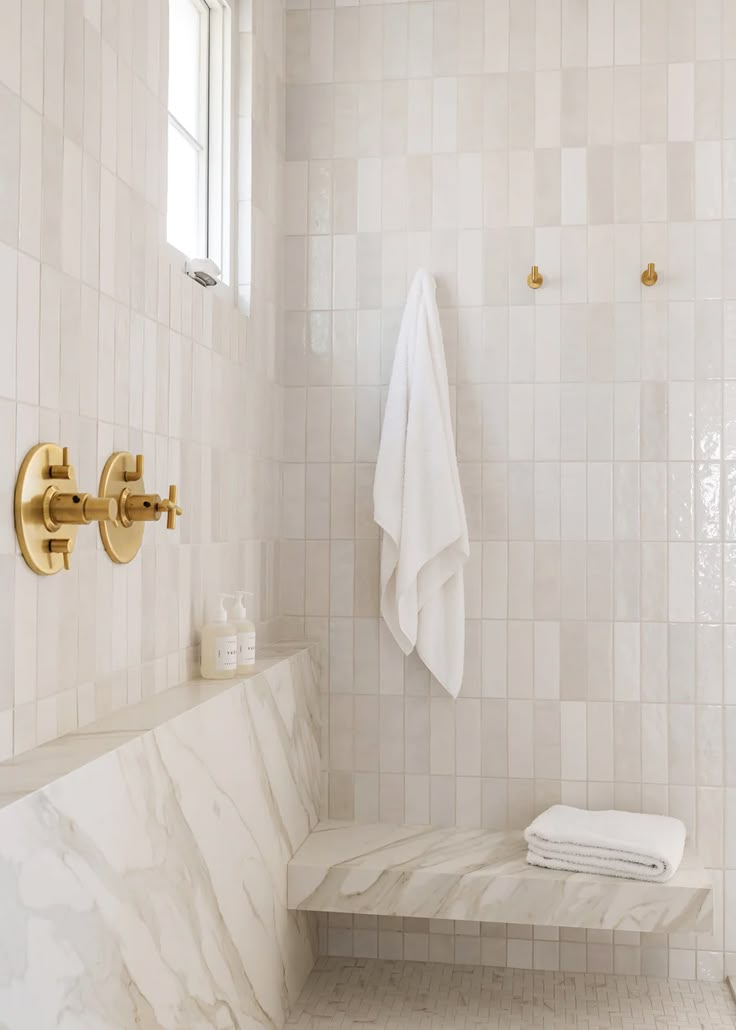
[167,0,232,286]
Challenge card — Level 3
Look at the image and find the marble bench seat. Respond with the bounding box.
[287,820,713,935]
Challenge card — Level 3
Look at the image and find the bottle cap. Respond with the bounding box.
[211,593,229,622]
[236,590,254,618]
[227,592,247,620]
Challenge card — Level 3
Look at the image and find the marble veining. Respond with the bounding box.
[288,821,713,936]
[0,645,306,811]
[0,645,321,1030]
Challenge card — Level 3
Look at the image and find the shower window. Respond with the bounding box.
[167,0,231,281]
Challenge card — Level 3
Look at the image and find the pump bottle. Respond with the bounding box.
[200,594,237,679]
[228,591,256,673]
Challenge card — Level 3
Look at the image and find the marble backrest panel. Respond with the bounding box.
[0,647,320,1030]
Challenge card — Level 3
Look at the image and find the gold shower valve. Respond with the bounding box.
[98,452,183,564]
[14,443,118,576]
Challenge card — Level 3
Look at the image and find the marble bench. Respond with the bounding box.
[287,820,713,935]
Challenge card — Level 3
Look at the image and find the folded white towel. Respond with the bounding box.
[524,805,686,883]
[373,269,469,699]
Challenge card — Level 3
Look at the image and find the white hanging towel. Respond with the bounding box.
[373,269,469,699]
[524,805,687,883]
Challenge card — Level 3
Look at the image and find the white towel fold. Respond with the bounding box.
[524,805,686,883]
[373,269,470,699]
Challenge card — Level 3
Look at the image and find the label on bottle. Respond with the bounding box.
[238,631,256,666]
[215,635,237,672]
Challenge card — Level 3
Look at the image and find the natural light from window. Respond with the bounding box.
[167,0,232,284]
[167,0,209,259]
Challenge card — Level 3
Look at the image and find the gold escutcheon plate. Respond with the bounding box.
[14,443,79,576]
[98,452,146,564]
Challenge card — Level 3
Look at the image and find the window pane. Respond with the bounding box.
[167,120,201,257]
[168,0,203,139]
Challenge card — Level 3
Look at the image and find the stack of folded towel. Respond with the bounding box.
[524,805,687,883]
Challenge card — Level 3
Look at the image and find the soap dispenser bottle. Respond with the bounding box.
[200,594,237,680]
[229,591,256,673]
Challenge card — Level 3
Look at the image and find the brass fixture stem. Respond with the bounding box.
[45,489,117,531]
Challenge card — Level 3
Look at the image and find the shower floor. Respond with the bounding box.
[286,957,736,1029]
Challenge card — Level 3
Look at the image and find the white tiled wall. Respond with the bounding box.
[0,0,285,757]
[282,0,736,979]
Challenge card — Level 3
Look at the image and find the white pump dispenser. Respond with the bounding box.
[200,593,237,679]
[228,591,256,672]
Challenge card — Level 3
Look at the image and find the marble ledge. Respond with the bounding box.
[0,642,317,811]
[288,821,713,936]
[0,640,321,1028]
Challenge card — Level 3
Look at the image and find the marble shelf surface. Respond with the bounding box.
[0,643,309,810]
[288,820,713,935]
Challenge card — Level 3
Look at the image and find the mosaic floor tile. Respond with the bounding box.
[286,957,736,1029]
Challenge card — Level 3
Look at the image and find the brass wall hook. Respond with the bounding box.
[641,262,658,287]
[14,443,117,575]
[527,265,543,289]
[98,452,183,564]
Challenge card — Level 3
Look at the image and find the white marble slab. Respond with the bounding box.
[0,646,308,811]
[0,645,321,1029]
[288,821,713,935]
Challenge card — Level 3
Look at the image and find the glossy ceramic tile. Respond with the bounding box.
[282,0,736,981]
[0,0,286,757]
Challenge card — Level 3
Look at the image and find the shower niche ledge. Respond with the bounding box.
[0,644,322,1030]
[288,820,713,935]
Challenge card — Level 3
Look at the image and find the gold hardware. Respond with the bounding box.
[527,265,543,290]
[157,485,183,530]
[98,452,183,564]
[44,491,116,529]
[49,537,74,571]
[123,493,162,524]
[124,453,144,482]
[641,262,658,287]
[49,446,74,480]
[14,443,118,576]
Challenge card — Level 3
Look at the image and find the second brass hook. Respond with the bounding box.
[527,265,543,290]
[641,262,658,287]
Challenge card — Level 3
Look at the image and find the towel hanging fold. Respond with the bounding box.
[373,269,469,699]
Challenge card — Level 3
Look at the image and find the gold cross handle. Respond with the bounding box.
[157,485,183,530]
